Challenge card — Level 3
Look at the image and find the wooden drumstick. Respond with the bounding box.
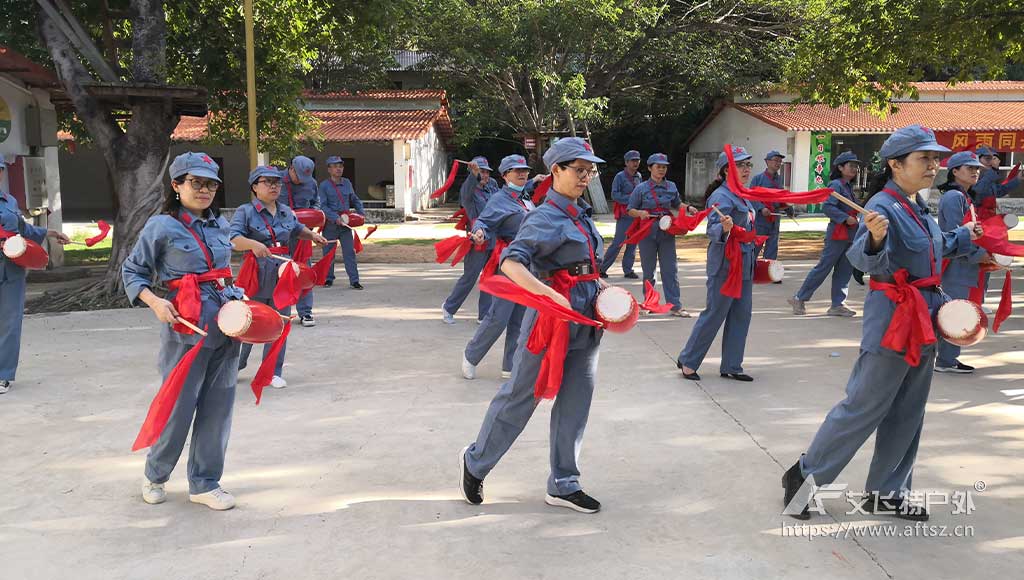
[830,191,868,215]
[268,254,292,262]
[174,317,208,337]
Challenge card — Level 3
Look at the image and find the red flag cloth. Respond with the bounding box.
[977,197,998,221]
[273,260,300,309]
[532,175,553,205]
[969,269,986,305]
[250,320,291,405]
[722,145,836,205]
[869,270,941,366]
[353,230,363,253]
[451,208,469,231]
[236,253,260,298]
[1003,164,1021,185]
[434,234,476,266]
[85,219,111,247]
[311,243,337,285]
[479,273,602,399]
[974,215,1024,256]
[994,270,1013,333]
[132,338,205,451]
[623,218,655,245]
[165,267,233,334]
[720,226,768,298]
[292,239,313,263]
[364,224,379,239]
[667,207,713,235]
[641,279,674,313]
[830,210,859,241]
[429,159,461,199]
[613,202,628,219]
[481,239,510,279]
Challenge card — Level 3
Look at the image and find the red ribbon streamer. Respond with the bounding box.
[311,243,337,285]
[641,279,674,313]
[481,239,510,279]
[352,230,363,254]
[132,338,205,451]
[478,274,603,399]
[165,267,233,334]
[721,225,768,299]
[1003,164,1021,185]
[532,175,553,205]
[85,219,111,247]
[722,145,836,205]
[364,224,379,239]
[273,260,300,309]
[434,234,478,266]
[251,321,291,405]
[869,270,940,366]
[451,208,469,231]
[429,159,461,199]
[623,218,655,245]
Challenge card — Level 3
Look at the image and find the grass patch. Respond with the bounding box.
[779,231,831,240]
[64,247,112,266]
[366,238,438,247]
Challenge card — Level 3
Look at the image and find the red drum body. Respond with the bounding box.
[936,299,988,347]
[217,300,285,344]
[754,259,785,284]
[979,253,1013,273]
[295,208,326,230]
[594,286,639,333]
[2,235,49,270]
[278,260,317,291]
[1003,213,1019,229]
[658,215,688,236]
[341,212,365,227]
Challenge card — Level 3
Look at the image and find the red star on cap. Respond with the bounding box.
[201,155,213,164]
[583,141,593,152]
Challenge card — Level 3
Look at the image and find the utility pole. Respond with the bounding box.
[243,0,258,169]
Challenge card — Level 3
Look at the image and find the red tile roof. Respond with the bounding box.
[734,101,1024,132]
[911,81,1024,92]
[303,89,447,101]
[0,45,59,88]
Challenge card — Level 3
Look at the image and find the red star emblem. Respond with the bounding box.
[201,155,213,164]
[923,127,934,137]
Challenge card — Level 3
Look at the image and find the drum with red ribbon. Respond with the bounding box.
[278,260,317,291]
[1,235,49,270]
[1003,213,1019,229]
[594,286,640,333]
[294,208,326,230]
[340,212,365,227]
[936,299,988,347]
[217,300,286,344]
[753,259,785,284]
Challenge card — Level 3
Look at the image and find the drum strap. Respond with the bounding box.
[885,188,937,278]
[869,270,941,366]
[165,267,233,335]
[721,224,768,299]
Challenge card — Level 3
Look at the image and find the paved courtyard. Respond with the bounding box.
[3,260,1023,579]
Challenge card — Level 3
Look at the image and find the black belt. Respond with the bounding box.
[538,262,594,278]
[264,242,287,248]
[870,276,940,292]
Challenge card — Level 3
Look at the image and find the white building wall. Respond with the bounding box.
[685,107,792,200]
[393,125,449,216]
[791,131,812,193]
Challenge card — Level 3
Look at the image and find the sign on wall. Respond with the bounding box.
[0,96,11,143]
[936,131,1024,153]
[807,132,831,211]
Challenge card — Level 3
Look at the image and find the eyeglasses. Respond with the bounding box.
[735,161,754,169]
[561,164,599,180]
[186,177,220,192]
[257,178,283,188]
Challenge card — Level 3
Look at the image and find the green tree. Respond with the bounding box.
[783,0,1024,112]
[0,0,381,310]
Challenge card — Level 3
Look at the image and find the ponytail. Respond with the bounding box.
[703,166,727,208]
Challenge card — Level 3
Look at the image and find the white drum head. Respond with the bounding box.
[596,287,634,323]
[937,300,981,340]
[340,214,350,226]
[277,260,299,277]
[769,260,785,281]
[994,254,1014,268]
[2,235,26,258]
[1003,213,1019,229]
[217,300,253,337]
[659,215,672,231]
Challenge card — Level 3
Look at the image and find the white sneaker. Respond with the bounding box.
[141,479,166,504]
[826,305,856,317]
[500,370,512,379]
[442,304,456,325]
[788,296,806,315]
[462,356,476,380]
[270,375,287,389]
[189,487,236,511]
[0,380,9,395]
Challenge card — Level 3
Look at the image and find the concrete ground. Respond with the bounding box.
[3,260,1023,579]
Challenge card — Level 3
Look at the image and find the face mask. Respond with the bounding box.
[507,182,525,192]
[918,188,931,203]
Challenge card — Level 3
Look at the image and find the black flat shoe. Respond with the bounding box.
[599,272,609,279]
[721,373,754,382]
[852,268,865,286]
[782,460,811,520]
[623,272,639,279]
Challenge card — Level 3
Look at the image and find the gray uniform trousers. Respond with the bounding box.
[147,337,241,494]
[464,295,526,373]
[465,309,601,496]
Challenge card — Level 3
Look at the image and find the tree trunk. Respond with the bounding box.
[29,0,177,313]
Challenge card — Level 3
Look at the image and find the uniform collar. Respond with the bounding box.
[0,191,13,205]
[252,199,281,216]
[178,207,217,226]
[546,189,592,218]
[883,180,929,214]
